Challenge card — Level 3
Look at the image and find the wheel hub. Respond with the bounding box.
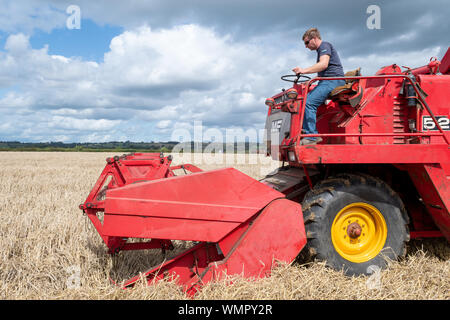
[347,222,362,238]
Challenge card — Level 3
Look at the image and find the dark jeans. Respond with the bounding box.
[303,79,346,138]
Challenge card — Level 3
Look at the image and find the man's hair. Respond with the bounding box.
[303,28,321,40]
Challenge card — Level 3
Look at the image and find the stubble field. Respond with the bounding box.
[0,152,448,300]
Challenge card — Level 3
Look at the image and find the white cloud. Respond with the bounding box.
[4,33,30,53]
[377,31,418,47]
[102,24,233,88]
[343,47,442,75]
[0,24,310,141]
[49,116,121,131]
[0,0,66,34]
[156,120,172,129]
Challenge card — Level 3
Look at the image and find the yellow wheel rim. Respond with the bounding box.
[331,202,387,263]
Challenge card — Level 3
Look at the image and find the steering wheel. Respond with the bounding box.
[281,74,311,84]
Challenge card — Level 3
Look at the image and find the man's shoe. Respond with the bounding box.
[300,137,323,145]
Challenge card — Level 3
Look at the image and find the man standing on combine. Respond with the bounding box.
[292,27,345,145]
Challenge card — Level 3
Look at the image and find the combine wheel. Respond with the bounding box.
[301,173,410,275]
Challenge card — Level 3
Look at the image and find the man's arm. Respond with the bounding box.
[292,54,330,75]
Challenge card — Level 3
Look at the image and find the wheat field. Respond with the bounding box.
[0,152,448,300]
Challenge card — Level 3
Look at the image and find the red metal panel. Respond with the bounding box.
[417,75,450,144]
[295,144,449,164]
[102,167,285,243]
[211,198,306,278]
[104,167,284,222]
[102,214,241,242]
[122,198,306,295]
[407,164,450,241]
[104,197,263,222]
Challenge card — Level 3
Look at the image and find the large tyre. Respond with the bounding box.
[301,173,410,275]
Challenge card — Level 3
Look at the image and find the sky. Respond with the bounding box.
[0,0,448,143]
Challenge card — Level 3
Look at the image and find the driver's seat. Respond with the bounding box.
[329,68,363,107]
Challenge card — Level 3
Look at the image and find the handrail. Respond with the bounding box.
[296,74,449,145]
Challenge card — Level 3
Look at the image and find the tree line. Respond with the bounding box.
[0,141,263,153]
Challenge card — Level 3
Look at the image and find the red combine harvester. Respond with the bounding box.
[80,48,450,295]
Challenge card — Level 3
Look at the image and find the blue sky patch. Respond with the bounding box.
[29,19,123,62]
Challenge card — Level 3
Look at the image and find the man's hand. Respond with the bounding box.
[292,67,306,75]
[293,55,330,75]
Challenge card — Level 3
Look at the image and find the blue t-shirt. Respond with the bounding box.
[316,41,344,77]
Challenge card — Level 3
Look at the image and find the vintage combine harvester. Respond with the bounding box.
[80,48,450,295]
